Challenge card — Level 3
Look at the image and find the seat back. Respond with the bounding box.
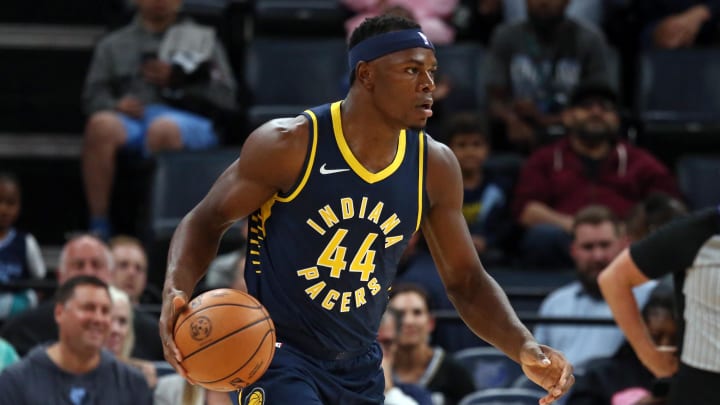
[244,37,347,127]
[253,0,347,36]
[458,388,545,405]
[676,155,720,210]
[453,347,525,390]
[150,149,240,239]
[148,148,242,289]
[638,49,720,123]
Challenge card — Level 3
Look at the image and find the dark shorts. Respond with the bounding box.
[669,362,720,405]
[238,342,384,405]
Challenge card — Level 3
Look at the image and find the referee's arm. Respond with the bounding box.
[598,250,670,376]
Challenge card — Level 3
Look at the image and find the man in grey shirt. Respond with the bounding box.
[82,0,237,240]
[484,0,610,152]
[0,275,152,404]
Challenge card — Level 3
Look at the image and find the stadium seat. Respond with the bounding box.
[253,0,348,36]
[636,49,720,165]
[148,149,242,288]
[244,37,348,128]
[458,388,545,405]
[676,154,720,210]
[638,49,720,125]
[453,347,525,390]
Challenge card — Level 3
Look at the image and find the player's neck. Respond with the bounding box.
[46,342,102,375]
[340,97,404,173]
[341,96,404,142]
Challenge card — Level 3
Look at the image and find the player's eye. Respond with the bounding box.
[406,67,418,74]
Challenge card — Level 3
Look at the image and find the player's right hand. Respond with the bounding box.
[158,288,195,383]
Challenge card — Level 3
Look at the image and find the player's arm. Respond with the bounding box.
[422,139,572,404]
[159,116,309,374]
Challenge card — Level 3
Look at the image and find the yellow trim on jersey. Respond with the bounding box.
[276,109,319,203]
[416,131,425,231]
[330,101,406,184]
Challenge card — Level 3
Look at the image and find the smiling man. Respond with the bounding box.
[0,275,152,404]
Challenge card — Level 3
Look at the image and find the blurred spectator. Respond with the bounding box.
[452,0,504,43]
[342,0,458,45]
[395,233,482,352]
[0,276,152,404]
[443,113,512,263]
[106,286,157,389]
[390,284,476,405]
[154,373,234,405]
[638,1,720,49]
[0,173,46,319]
[377,309,431,405]
[533,205,657,375]
[0,234,164,360]
[0,338,18,373]
[568,287,678,405]
[503,0,606,29]
[82,0,237,240]
[625,193,688,243]
[109,236,151,305]
[599,207,720,404]
[484,0,611,152]
[512,83,680,268]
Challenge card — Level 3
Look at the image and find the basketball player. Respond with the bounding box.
[159,15,574,405]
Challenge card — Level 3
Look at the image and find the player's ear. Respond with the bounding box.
[356,61,374,89]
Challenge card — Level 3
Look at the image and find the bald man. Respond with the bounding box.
[0,235,163,359]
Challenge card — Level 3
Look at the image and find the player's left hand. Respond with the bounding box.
[519,342,574,404]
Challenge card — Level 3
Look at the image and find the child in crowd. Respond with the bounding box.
[444,113,511,262]
[0,173,45,319]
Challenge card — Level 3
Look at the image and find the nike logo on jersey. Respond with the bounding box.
[319,163,350,175]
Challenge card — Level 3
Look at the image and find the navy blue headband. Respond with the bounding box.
[348,29,435,70]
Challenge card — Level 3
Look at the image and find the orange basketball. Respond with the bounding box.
[173,288,276,392]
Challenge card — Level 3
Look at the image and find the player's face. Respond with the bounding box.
[105,298,132,357]
[571,221,623,295]
[0,180,20,231]
[371,48,437,130]
[56,285,112,354]
[389,292,434,348]
[111,245,148,303]
[449,133,490,174]
[60,238,112,284]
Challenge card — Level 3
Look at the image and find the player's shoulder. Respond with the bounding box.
[246,115,309,148]
[424,133,456,166]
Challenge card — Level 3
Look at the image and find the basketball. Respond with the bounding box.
[173,288,276,392]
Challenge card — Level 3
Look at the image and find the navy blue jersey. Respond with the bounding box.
[0,229,28,284]
[245,101,428,354]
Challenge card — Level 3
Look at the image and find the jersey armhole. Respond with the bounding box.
[275,111,319,202]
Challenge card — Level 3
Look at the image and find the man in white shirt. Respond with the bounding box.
[534,205,656,374]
